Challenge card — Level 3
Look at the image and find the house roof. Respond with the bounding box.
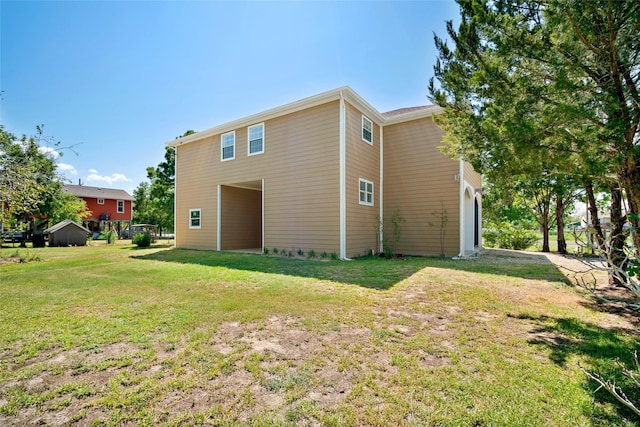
[63,184,133,201]
[44,220,90,234]
[167,86,443,148]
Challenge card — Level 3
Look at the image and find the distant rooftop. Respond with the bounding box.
[382,105,435,118]
[63,184,133,201]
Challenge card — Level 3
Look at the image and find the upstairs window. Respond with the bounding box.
[359,178,374,206]
[362,115,373,145]
[97,198,105,205]
[189,209,201,229]
[221,131,235,161]
[117,200,124,213]
[248,123,264,155]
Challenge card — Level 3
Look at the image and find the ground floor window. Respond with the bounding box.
[189,208,201,229]
[359,178,374,206]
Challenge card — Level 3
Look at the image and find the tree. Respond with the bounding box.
[0,125,88,240]
[429,0,640,250]
[133,130,194,235]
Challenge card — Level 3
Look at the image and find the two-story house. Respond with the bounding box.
[167,87,482,259]
[63,184,133,238]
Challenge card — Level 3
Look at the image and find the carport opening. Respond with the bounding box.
[220,181,262,252]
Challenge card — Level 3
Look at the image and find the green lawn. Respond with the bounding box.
[0,243,638,426]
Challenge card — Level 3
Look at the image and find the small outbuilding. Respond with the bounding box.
[44,220,90,247]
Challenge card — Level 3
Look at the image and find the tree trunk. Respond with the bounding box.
[585,180,606,250]
[541,214,550,252]
[556,193,567,255]
[619,159,640,253]
[609,186,628,287]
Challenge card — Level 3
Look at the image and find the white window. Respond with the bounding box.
[189,209,201,229]
[362,115,373,145]
[359,179,374,206]
[221,131,235,161]
[117,200,124,213]
[97,198,105,205]
[248,123,264,155]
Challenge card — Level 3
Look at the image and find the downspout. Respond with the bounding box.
[339,91,351,260]
[379,124,384,255]
[458,158,465,258]
[261,179,265,253]
[217,184,221,251]
[172,147,177,248]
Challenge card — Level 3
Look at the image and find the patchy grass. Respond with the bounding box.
[0,244,637,426]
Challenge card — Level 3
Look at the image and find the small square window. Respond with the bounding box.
[221,131,235,161]
[248,123,264,155]
[362,115,373,144]
[189,209,201,229]
[97,198,105,205]
[358,179,374,206]
[117,200,124,213]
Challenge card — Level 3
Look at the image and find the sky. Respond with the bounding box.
[1,0,460,195]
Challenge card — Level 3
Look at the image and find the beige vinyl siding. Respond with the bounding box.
[345,102,380,257]
[220,186,261,250]
[383,117,460,256]
[175,137,217,249]
[174,101,340,253]
[262,102,340,253]
[464,161,482,192]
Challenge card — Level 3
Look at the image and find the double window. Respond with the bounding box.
[117,200,124,213]
[221,131,235,161]
[248,123,264,155]
[359,179,374,206]
[362,115,373,145]
[97,198,105,205]
[189,209,201,229]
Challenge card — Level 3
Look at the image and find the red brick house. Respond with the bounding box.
[63,184,133,237]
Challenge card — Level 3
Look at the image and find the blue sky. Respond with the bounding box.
[1,1,460,194]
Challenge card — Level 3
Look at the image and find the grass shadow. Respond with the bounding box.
[132,247,568,290]
[511,312,639,423]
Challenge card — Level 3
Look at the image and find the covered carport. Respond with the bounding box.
[218,180,263,252]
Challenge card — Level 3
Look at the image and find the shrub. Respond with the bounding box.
[132,233,151,247]
[483,222,537,250]
[100,230,117,244]
[263,248,269,255]
[273,248,279,255]
[320,251,328,259]
[297,248,304,257]
[307,249,316,259]
[330,252,339,261]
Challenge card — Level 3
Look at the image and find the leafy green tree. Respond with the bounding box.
[133,130,194,235]
[1,125,88,240]
[429,0,640,251]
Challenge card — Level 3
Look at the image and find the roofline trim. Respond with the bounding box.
[166,87,442,148]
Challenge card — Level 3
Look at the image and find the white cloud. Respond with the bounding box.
[86,170,132,185]
[57,163,78,176]
[38,146,60,159]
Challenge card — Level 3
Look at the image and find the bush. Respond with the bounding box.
[483,222,538,250]
[132,233,151,247]
[100,230,117,244]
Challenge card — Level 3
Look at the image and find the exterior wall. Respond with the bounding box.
[220,186,261,250]
[345,102,380,257]
[463,161,482,192]
[175,101,341,253]
[82,198,132,221]
[49,227,88,246]
[383,117,461,256]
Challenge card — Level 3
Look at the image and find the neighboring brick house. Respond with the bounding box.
[63,184,133,237]
[167,87,482,259]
